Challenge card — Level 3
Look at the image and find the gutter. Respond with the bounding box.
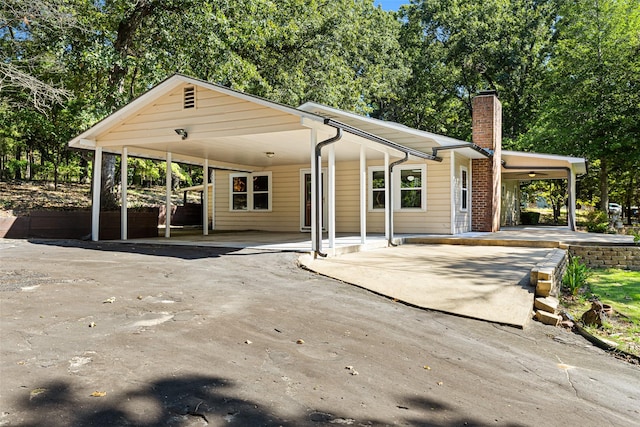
[314,128,343,257]
[432,143,493,159]
[324,119,442,162]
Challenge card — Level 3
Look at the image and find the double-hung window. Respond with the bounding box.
[460,167,468,211]
[230,172,272,211]
[368,165,426,211]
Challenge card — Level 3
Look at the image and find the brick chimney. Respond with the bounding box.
[471,91,502,232]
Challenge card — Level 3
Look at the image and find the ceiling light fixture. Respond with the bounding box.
[528,171,536,178]
[266,152,275,158]
[174,128,188,140]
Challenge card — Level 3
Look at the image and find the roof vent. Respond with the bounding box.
[183,86,195,109]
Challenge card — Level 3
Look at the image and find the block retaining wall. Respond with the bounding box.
[530,249,568,297]
[568,245,640,271]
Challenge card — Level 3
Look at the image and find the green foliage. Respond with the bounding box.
[520,211,540,225]
[585,210,610,234]
[563,255,592,296]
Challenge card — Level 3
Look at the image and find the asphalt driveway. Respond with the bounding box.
[1,239,638,426]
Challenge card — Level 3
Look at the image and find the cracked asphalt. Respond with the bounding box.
[0,239,639,426]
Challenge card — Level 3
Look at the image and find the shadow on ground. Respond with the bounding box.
[28,239,244,260]
[11,374,527,427]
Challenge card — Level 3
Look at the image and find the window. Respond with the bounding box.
[230,172,271,211]
[369,165,426,211]
[371,169,386,209]
[460,167,468,211]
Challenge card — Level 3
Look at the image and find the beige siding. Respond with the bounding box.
[208,164,304,232]
[366,158,452,234]
[501,180,520,226]
[205,157,455,234]
[453,153,472,233]
[98,84,300,143]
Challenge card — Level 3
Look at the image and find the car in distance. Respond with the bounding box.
[608,203,622,215]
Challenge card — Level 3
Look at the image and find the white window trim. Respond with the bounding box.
[368,164,427,212]
[460,166,469,212]
[229,172,272,212]
[368,166,387,212]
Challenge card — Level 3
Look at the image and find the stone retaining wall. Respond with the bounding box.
[530,249,568,297]
[568,245,640,271]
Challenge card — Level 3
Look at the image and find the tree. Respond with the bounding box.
[524,0,640,211]
[383,0,557,141]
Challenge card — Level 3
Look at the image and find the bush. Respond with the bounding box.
[520,211,540,225]
[562,255,591,295]
[585,210,610,233]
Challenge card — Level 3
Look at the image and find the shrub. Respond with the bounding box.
[520,211,540,225]
[562,255,591,295]
[585,210,610,233]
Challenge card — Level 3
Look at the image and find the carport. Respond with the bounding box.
[69,75,439,254]
[68,74,484,255]
[501,151,587,231]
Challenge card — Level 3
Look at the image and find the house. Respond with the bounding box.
[68,74,586,255]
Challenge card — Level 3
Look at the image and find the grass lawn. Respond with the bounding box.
[561,268,640,357]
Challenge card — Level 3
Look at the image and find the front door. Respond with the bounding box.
[300,169,327,231]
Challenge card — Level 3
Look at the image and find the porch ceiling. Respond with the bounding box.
[501,150,587,180]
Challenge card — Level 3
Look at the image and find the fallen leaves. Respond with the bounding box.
[90,391,107,397]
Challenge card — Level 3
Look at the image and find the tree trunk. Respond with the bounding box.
[599,157,608,212]
[14,146,22,180]
[100,153,118,210]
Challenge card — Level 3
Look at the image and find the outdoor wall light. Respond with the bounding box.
[266,152,275,158]
[528,171,536,178]
[174,128,188,140]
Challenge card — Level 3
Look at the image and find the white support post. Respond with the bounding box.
[165,152,172,238]
[121,147,128,240]
[328,144,335,250]
[310,129,318,252]
[384,152,390,240]
[211,170,216,230]
[568,169,577,231]
[359,145,367,244]
[202,159,209,236]
[91,147,102,242]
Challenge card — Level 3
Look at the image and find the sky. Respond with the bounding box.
[375,0,409,11]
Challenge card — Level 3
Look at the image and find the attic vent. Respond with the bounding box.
[183,86,195,109]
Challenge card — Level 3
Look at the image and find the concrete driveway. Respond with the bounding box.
[300,244,551,328]
[1,239,639,426]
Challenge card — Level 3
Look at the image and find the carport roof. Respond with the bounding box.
[502,150,587,180]
[68,74,443,169]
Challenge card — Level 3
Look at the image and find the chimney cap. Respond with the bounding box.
[478,89,499,97]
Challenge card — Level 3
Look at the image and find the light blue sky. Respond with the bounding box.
[375,0,409,11]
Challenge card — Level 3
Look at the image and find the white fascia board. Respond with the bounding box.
[69,75,187,147]
[502,150,587,174]
[298,102,470,147]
